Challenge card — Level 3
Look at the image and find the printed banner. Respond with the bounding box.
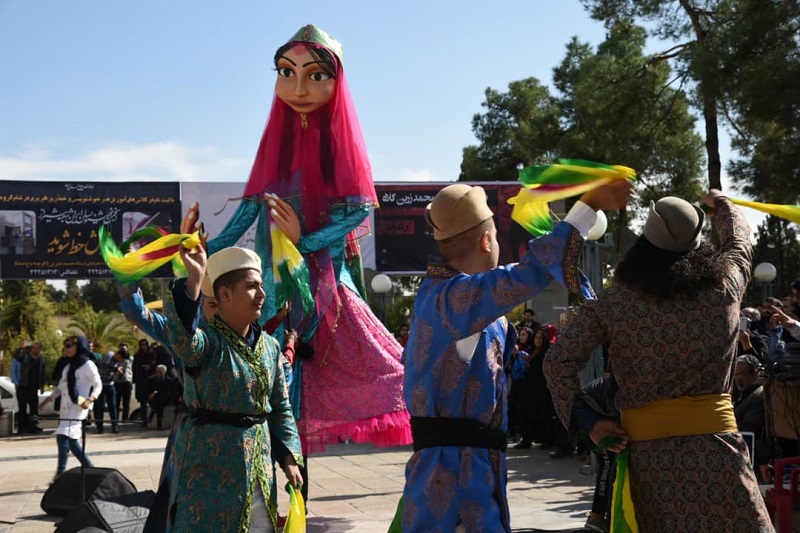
[0,181,181,279]
[181,182,254,249]
[374,182,526,273]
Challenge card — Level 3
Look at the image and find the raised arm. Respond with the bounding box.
[117,283,170,345]
[703,190,753,300]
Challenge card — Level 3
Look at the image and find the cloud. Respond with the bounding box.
[383,168,451,182]
[0,142,251,182]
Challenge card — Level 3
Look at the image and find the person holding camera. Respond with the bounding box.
[736,310,768,363]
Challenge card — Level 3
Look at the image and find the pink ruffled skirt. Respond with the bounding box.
[299,284,412,453]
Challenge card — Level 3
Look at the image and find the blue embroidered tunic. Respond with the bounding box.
[402,220,586,532]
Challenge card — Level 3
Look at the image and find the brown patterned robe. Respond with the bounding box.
[544,198,774,532]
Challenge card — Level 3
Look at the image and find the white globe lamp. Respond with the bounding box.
[371,273,393,295]
[754,262,777,284]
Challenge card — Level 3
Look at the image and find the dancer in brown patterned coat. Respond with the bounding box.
[544,190,774,532]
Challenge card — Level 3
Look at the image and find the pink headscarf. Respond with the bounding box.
[243,41,377,234]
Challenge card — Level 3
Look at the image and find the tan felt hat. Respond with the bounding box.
[425,184,495,241]
[206,247,261,286]
[643,197,705,252]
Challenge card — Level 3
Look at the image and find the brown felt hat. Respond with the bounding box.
[643,197,705,252]
[425,184,495,241]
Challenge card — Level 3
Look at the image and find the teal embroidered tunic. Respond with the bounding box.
[161,279,302,533]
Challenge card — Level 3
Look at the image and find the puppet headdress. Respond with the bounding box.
[288,24,344,65]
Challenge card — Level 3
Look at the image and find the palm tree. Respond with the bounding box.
[67,304,137,354]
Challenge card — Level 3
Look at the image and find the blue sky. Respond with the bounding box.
[0,1,614,185]
[0,0,763,232]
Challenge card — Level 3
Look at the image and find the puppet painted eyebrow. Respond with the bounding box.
[302,60,325,68]
[278,55,297,66]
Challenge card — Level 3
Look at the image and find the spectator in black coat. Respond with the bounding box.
[146,364,179,430]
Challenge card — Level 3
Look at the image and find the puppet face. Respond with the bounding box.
[275,44,335,114]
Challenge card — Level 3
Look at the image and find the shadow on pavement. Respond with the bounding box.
[312,490,397,502]
[513,529,589,532]
[307,516,357,531]
[0,489,41,498]
[13,513,57,525]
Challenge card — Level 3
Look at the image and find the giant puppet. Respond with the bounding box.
[206,25,411,452]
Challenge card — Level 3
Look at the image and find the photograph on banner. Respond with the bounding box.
[0,210,37,255]
[0,181,180,279]
[374,182,524,273]
[180,182,255,250]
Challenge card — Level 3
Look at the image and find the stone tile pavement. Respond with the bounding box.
[0,422,602,532]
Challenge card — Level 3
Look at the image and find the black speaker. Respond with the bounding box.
[41,467,137,516]
[55,490,155,533]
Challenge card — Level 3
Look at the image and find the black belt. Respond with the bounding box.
[190,407,268,428]
[411,416,507,452]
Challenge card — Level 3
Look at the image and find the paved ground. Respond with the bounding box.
[0,421,600,532]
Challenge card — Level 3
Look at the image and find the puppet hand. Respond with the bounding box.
[181,203,199,234]
[267,194,302,244]
[181,202,207,250]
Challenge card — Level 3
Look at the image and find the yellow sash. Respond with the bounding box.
[610,393,739,532]
[621,392,738,441]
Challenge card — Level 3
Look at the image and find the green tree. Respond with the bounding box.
[579,0,728,190]
[553,23,704,205]
[66,304,138,354]
[55,279,83,316]
[81,278,163,313]
[0,281,62,379]
[460,78,562,182]
[723,0,800,202]
[581,0,800,197]
[461,21,705,207]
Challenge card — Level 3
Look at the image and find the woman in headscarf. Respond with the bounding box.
[206,25,410,458]
[40,335,102,480]
[517,327,559,450]
[544,190,772,531]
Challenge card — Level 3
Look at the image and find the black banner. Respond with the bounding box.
[0,181,181,279]
[374,182,526,273]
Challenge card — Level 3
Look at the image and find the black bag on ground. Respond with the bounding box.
[41,467,137,516]
[55,490,154,533]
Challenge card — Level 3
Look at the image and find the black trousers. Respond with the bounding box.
[17,385,39,431]
[115,381,132,420]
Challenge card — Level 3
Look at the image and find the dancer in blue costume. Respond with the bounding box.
[401,181,632,532]
[207,24,410,454]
